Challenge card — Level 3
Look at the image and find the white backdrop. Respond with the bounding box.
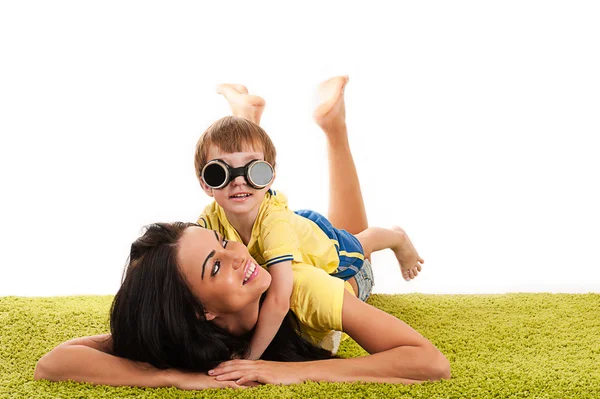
[1,1,599,296]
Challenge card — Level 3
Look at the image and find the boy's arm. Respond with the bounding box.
[247,260,294,360]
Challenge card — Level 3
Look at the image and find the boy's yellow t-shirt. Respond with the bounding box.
[198,190,340,274]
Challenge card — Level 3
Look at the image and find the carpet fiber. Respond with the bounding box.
[1,294,599,398]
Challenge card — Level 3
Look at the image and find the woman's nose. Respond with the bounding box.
[229,252,245,270]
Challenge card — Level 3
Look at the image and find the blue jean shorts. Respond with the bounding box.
[354,258,375,302]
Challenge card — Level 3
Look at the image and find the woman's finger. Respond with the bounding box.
[236,372,259,385]
[212,359,257,373]
[215,371,245,381]
[214,359,250,370]
[222,381,246,389]
[210,365,240,376]
[239,380,261,387]
[210,363,256,377]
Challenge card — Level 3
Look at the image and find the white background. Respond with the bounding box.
[1,1,599,296]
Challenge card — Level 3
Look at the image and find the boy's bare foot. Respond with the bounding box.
[391,226,424,281]
[216,83,265,125]
[313,75,349,141]
[217,83,248,95]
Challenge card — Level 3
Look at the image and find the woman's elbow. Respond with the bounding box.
[426,350,451,381]
[34,354,52,381]
[34,345,67,382]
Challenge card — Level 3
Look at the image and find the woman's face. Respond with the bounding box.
[177,226,271,319]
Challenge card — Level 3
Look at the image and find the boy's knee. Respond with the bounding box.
[355,230,373,257]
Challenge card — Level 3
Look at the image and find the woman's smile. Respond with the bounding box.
[243,261,259,285]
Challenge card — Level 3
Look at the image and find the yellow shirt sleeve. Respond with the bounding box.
[197,202,217,230]
[197,215,210,229]
[260,212,302,267]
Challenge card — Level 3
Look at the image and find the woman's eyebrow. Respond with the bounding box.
[201,232,220,280]
[201,250,215,280]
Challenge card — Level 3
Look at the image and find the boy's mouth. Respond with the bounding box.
[229,192,252,202]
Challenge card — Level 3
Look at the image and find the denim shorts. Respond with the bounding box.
[354,259,375,302]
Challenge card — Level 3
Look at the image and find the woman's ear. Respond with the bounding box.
[204,311,217,321]
[196,310,217,321]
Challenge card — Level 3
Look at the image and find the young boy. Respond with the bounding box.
[195,77,424,360]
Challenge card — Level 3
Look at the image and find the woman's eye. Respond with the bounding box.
[211,260,220,276]
[223,239,228,249]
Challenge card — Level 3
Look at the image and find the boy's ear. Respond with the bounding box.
[199,180,214,198]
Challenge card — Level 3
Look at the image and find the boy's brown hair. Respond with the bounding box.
[194,116,277,186]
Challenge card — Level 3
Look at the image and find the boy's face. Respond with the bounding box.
[201,145,274,217]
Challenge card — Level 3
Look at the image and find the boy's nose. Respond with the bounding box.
[231,175,247,186]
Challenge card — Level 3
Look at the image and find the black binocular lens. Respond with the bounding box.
[203,163,228,188]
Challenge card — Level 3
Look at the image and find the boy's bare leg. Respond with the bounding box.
[356,226,425,281]
[216,84,266,125]
[313,76,368,235]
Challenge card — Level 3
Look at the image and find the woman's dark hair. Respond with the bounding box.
[110,222,335,372]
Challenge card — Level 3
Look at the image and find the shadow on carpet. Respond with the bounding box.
[1,293,599,399]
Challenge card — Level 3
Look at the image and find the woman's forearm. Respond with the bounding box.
[35,343,173,388]
[299,345,449,384]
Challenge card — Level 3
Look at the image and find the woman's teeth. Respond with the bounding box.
[243,262,257,284]
[231,194,251,198]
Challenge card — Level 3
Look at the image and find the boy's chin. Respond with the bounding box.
[219,197,258,213]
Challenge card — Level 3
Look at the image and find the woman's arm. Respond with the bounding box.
[210,290,450,385]
[301,290,450,383]
[34,334,243,389]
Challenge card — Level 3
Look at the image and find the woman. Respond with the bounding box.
[34,77,450,388]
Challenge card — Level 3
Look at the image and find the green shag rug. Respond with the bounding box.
[1,294,599,399]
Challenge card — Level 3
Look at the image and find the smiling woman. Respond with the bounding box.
[34,77,449,388]
[35,220,449,388]
[108,222,337,372]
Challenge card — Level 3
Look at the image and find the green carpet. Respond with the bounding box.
[1,294,599,399]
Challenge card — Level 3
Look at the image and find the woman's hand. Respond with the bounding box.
[208,359,305,386]
[168,369,250,390]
